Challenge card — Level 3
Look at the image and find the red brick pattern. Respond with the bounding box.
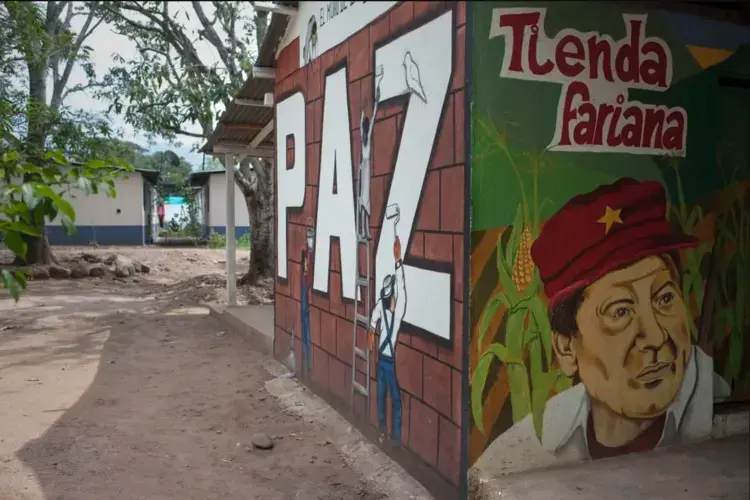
[274,1,467,490]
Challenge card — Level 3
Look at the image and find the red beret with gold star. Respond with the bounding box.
[530,177,699,309]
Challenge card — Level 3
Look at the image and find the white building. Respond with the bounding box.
[47,168,159,245]
[190,169,250,239]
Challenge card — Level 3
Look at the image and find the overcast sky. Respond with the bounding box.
[61,2,233,169]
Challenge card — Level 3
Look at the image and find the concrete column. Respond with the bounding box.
[225,153,236,306]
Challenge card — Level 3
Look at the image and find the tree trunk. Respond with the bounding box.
[18,229,57,266]
[238,158,275,286]
[18,58,56,266]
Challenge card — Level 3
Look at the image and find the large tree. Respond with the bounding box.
[2,1,113,265]
[98,1,274,284]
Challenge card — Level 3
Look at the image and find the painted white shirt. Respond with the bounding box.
[358,105,377,215]
[473,345,731,477]
[369,261,406,358]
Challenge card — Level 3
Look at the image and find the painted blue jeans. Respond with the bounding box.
[377,355,402,442]
[301,305,312,374]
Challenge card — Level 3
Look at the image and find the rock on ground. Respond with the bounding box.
[10,252,152,282]
[250,432,274,450]
[47,265,71,279]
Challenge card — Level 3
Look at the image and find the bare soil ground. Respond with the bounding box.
[0,246,381,500]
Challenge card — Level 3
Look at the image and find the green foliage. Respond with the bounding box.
[207,231,250,250]
[152,149,201,238]
[1,148,133,300]
[96,1,263,142]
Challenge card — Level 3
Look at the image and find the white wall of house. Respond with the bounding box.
[207,173,250,230]
[53,172,145,227]
[48,172,148,245]
[1,172,151,245]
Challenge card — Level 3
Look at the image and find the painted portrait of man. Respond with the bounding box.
[474,178,732,472]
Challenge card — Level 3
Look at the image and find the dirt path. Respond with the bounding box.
[0,247,382,500]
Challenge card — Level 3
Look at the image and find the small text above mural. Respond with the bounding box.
[489,7,689,156]
[295,1,397,66]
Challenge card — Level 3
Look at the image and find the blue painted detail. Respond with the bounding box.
[208,226,251,239]
[660,11,750,51]
[47,225,144,245]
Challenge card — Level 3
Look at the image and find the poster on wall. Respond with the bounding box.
[468,1,749,480]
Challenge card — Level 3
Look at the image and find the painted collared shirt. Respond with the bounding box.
[369,261,406,359]
[473,345,731,477]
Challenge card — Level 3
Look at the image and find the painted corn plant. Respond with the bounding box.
[471,115,570,439]
[658,155,712,340]
[713,143,750,389]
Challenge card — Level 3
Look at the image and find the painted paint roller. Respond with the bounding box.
[385,203,400,239]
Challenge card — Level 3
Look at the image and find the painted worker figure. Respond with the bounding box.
[357,87,380,240]
[474,178,731,474]
[300,249,312,378]
[368,235,406,446]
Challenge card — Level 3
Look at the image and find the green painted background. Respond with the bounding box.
[467,0,750,467]
[470,1,747,231]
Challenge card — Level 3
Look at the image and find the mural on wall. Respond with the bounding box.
[356,66,382,240]
[275,2,467,493]
[285,1,398,68]
[303,14,319,66]
[368,229,407,445]
[469,1,749,478]
[301,244,313,378]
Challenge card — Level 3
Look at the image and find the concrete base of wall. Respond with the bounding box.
[207,303,274,356]
[712,408,750,438]
[468,435,749,500]
[47,225,144,245]
[469,410,750,500]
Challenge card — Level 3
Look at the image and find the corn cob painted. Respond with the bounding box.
[512,226,535,293]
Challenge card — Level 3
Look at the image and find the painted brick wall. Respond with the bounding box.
[274,2,467,496]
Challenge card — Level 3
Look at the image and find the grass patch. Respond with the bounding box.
[207,231,250,250]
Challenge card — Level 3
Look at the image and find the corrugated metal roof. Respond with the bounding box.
[200,75,275,154]
[201,5,297,155]
[190,168,225,187]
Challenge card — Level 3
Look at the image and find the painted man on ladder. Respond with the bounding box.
[368,235,407,446]
[357,67,383,240]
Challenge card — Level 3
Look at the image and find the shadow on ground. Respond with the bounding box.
[4,274,381,500]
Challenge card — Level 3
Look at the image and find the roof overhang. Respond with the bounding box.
[252,67,275,79]
[200,3,297,157]
[253,2,298,16]
[212,143,274,157]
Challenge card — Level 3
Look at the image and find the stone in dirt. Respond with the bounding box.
[250,433,274,450]
[48,265,72,279]
[30,265,50,280]
[80,253,101,263]
[70,262,91,279]
[89,263,107,277]
[113,255,136,278]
